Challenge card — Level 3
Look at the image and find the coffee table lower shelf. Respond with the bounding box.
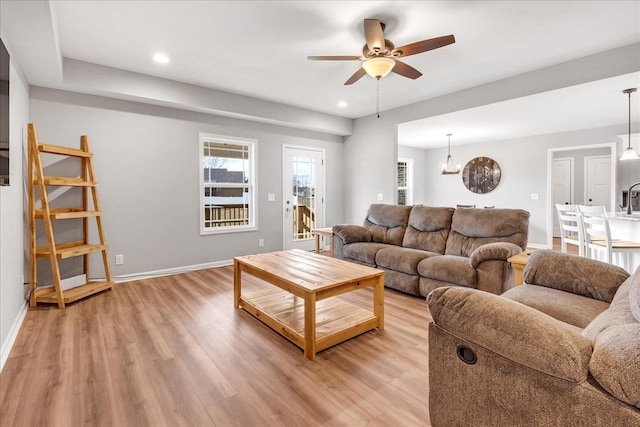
[239,288,379,356]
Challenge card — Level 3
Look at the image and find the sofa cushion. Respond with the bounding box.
[582,272,640,409]
[401,206,454,254]
[376,246,439,275]
[363,204,412,246]
[523,250,629,303]
[380,269,420,296]
[418,255,476,287]
[502,284,609,329]
[342,242,393,265]
[445,208,529,257]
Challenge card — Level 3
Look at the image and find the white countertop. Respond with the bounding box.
[608,212,640,222]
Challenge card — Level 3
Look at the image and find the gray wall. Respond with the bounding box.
[398,134,638,247]
[29,87,345,278]
[417,126,638,246]
[0,35,29,367]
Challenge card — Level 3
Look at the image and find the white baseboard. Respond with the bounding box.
[112,259,234,283]
[0,300,28,372]
[527,243,549,250]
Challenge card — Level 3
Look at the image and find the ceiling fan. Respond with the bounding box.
[308,19,455,85]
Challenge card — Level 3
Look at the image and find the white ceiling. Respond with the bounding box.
[399,71,640,148]
[3,1,640,146]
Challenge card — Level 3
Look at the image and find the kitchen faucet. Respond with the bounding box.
[626,182,640,214]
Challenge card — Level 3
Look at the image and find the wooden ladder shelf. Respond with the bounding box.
[28,123,113,308]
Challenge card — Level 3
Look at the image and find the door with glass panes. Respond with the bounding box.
[282,146,324,251]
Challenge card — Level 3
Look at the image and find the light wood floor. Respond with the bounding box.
[1,265,431,426]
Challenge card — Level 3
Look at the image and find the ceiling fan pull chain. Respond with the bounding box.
[376,78,380,118]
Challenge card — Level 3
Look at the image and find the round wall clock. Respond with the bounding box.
[462,157,501,194]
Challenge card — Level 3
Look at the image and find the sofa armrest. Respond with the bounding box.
[332,224,372,245]
[469,242,522,268]
[426,286,592,382]
[523,250,629,303]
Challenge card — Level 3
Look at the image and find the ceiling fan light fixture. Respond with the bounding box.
[362,57,395,79]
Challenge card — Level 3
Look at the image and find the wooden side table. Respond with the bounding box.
[508,251,531,286]
[313,227,334,257]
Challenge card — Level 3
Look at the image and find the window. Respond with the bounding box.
[200,133,256,234]
[397,158,413,206]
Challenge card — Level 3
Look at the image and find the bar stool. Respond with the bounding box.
[578,205,640,272]
[555,204,585,256]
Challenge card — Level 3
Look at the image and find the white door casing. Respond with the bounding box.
[282,145,325,251]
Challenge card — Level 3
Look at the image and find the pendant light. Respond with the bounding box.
[620,88,639,161]
[441,133,461,175]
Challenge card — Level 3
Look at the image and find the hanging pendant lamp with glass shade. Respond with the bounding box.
[620,87,639,161]
[441,133,461,175]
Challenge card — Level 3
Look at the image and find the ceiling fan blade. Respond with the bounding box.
[364,19,385,52]
[344,68,367,85]
[307,55,362,61]
[394,35,455,57]
[392,60,422,79]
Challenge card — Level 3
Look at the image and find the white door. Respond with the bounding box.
[552,158,573,237]
[283,146,325,251]
[584,155,612,208]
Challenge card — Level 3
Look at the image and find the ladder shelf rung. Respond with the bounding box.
[37,177,95,187]
[38,144,92,158]
[36,243,109,259]
[33,281,113,304]
[35,208,101,219]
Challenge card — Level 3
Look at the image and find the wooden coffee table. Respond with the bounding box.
[234,249,384,360]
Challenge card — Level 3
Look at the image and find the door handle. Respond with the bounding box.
[286,208,291,212]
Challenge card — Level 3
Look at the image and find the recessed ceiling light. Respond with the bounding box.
[337,101,347,108]
[153,53,170,64]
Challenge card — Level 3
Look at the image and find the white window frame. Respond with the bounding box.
[199,132,257,235]
[397,157,414,206]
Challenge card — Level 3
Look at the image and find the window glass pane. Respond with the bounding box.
[200,135,255,233]
[398,189,407,206]
[292,156,316,240]
[203,141,250,184]
[397,161,407,187]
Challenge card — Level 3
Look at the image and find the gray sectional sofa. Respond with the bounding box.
[333,204,530,297]
[427,250,640,426]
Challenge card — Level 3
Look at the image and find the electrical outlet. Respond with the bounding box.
[377,193,383,201]
[268,193,275,201]
[531,193,539,200]
[258,239,265,247]
[115,254,124,265]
